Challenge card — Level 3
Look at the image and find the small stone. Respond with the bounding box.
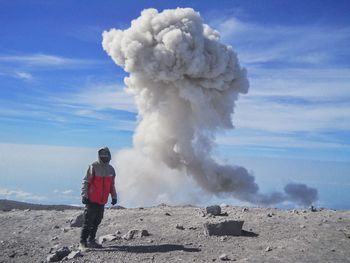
[265,246,272,252]
[220,236,227,242]
[139,218,143,221]
[122,229,149,240]
[165,212,171,216]
[51,236,59,241]
[53,225,60,229]
[331,248,336,252]
[67,251,82,259]
[115,230,121,235]
[70,213,84,227]
[300,225,306,229]
[47,246,71,262]
[123,230,137,240]
[138,207,144,210]
[140,230,150,237]
[62,228,69,233]
[9,251,16,258]
[219,254,229,261]
[24,209,31,212]
[189,226,197,230]
[242,208,249,212]
[99,234,119,244]
[267,213,273,217]
[176,224,185,230]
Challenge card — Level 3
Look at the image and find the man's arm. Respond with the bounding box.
[110,168,117,204]
[81,165,93,200]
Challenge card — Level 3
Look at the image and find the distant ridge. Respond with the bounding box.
[0,199,82,211]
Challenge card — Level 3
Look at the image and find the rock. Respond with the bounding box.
[265,246,272,252]
[70,213,84,227]
[24,209,31,212]
[220,236,227,242]
[204,220,244,236]
[189,226,197,230]
[53,225,60,229]
[242,208,249,212]
[140,230,150,237]
[62,228,69,233]
[165,212,171,216]
[47,247,71,262]
[99,234,119,244]
[123,230,137,240]
[9,251,16,258]
[115,230,121,235]
[67,250,82,259]
[310,206,317,212]
[219,254,229,261]
[51,236,59,241]
[206,205,221,216]
[123,229,150,240]
[176,224,185,230]
[267,213,273,217]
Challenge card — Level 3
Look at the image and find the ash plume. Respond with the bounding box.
[102,8,318,207]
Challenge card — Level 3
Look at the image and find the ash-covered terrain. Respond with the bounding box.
[0,200,349,263]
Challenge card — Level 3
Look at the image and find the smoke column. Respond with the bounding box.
[102,8,318,207]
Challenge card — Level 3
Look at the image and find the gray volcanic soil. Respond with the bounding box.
[0,204,349,263]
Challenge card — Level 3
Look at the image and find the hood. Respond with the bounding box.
[98,147,111,164]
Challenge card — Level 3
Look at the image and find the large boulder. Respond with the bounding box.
[204,220,244,236]
[206,205,221,216]
[70,213,84,227]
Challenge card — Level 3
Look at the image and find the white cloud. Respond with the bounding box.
[0,187,47,202]
[0,53,99,68]
[212,17,350,66]
[14,71,33,80]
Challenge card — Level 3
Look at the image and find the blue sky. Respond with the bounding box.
[0,0,349,209]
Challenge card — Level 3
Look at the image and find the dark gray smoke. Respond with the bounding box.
[102,8,318,207]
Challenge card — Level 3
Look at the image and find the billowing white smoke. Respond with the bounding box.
[102,8,318,207]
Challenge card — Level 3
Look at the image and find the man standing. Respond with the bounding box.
[79,147,117,250]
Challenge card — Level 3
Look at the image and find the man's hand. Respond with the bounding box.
[82,197,89,205]
[111,198,117,205]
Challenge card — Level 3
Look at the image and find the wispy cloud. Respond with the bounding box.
[212,17,350,66]
[0,187,47,202]
[14,71,33,80]
[0,53,100,68]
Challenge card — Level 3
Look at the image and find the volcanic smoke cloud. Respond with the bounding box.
[102,8,318,207]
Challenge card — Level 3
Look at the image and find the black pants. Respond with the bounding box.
[80,203,104,242]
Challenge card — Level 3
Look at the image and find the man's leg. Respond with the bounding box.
[80,204,97,245]
[88,205,104,247]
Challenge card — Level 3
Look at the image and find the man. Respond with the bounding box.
[79,147,117,250]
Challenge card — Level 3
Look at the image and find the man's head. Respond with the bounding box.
[98,147,111,164]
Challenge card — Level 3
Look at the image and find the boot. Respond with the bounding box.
[79,241,90,252]
[87,239,102,249]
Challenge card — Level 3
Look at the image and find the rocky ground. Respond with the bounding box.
[0,203,349,263]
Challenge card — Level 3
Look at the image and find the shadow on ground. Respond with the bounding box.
[241,230,259,237]
[96,244,201,253]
